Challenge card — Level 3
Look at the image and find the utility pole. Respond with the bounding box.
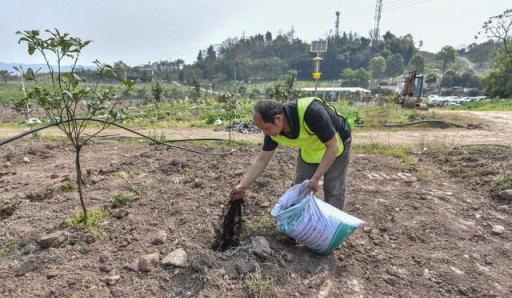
[371,0,383,44]
[335,10,341,38]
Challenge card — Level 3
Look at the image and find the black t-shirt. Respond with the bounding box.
[262,100,351,151]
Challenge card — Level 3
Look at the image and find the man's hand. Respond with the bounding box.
[230,184,247,201]
[308,177,320,194]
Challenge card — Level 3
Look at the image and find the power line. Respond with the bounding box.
[385,0,431,9]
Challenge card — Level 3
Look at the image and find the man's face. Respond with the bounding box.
[253,112,283,136]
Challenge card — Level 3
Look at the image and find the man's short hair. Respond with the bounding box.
[254,100,283,123]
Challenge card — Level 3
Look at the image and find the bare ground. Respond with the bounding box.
[1,136,511,297]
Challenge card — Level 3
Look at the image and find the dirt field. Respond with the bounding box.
[1,134,511,297]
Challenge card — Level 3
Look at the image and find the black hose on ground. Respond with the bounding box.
[383,119,467,128]
[0,117,241,155]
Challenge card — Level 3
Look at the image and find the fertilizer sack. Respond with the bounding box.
[271,180,364,255]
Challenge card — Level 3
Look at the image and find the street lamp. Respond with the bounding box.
[310,40,328,94]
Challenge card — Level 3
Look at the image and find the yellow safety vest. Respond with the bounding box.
[271,97,345,163]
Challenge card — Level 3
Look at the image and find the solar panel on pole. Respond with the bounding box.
[310,40,328,53]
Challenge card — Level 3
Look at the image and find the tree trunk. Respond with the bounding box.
[75,146,87,223]
[438,62,447,96]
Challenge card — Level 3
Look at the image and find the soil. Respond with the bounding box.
[1,137,511,297]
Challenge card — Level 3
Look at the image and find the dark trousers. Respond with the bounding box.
[294,142,351,210]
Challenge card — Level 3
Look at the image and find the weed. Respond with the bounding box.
[129,183,145,196]
[53,181,74,194]
[114,171,132,180]
[417,165,436,182]
[232,140,253,147]
[243,273,277,298]
[0,241,17,264]
[111,192,135,209]
[492,176,512,193]
[68,208,110,235]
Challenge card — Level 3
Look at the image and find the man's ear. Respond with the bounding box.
[273,114,282,125]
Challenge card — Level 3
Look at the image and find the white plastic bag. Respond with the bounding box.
[271,180,365,255]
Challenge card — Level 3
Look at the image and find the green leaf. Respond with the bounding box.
[122,79,135,89]
[28,44,36,55]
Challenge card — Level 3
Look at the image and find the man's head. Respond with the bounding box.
[253,100,285,136]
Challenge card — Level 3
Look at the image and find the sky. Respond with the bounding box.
[0,0,510,66]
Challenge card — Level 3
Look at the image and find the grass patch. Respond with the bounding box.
[114,171,133,180]
[353,143,415,163]
[111,192,135,209]
[0,241,17,264]
[492,176,512,193]
[416,165,436,182]
[450,99,512,111]
[243,273,277,298]
[43,135,68,142]
[53,181,74,194]
[68,208,110,235]
[0,82,24,104]
[355,104,417,127]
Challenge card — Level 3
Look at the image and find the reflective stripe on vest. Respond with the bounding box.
[271,97,345,164]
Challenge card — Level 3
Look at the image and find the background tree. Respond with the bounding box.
[440,69,457,88]
[386,53,405,78]
[408,54,425,73]
[16,29,134,223]
[477,8,512,97]
[206,45,217,62]
[425,73,438,88]
[460,71,482,89]
[0,70,9,84]
[269,70,303,102]
[192,78,201,99]
[113,61,128,81]
[466,41,497,67]
[217,92,241,142]
[340,68,371,88]
[478,8,512,54]
[368,55,387,79]
[436,46,457,94]
[151,79,164,109]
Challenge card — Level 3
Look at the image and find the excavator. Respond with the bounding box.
[396,70,428,110]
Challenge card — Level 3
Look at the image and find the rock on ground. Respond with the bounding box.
[162,249,188,267]
[138,253,160,272]
[38,231,68,249]
[15,256,41,276]
[111,209,129,219]
[492,225,505,235]
[498,189,512,202]
[251,236,273,259]
[151,230,168,245]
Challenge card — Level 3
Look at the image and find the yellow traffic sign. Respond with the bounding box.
[312,72,321,79]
